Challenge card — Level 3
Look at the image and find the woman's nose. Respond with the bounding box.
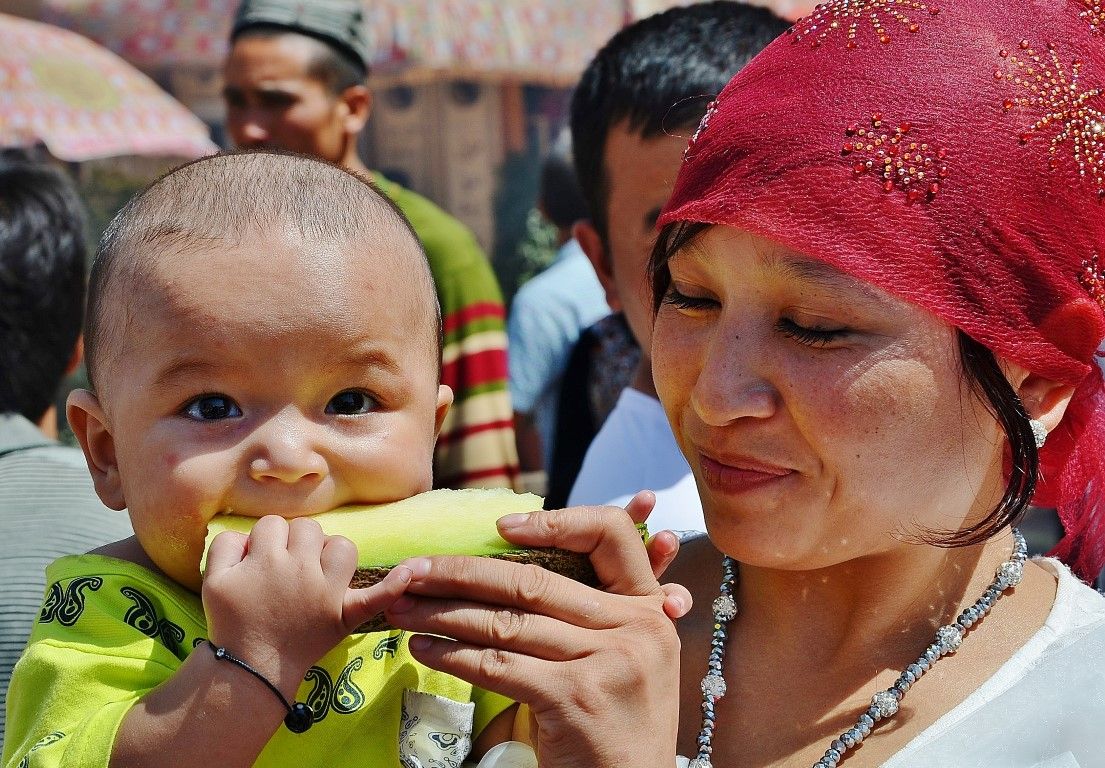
[690,331,778,427]
[247,410,328,484]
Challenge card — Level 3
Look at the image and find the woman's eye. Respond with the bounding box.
[776,318,849,347]
[662,286,718,311]
[326,390,378,415]
[182,395,242,421]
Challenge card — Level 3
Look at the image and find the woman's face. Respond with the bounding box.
[652,226,1009,569]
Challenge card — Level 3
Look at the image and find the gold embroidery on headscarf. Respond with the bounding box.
[998,41,1105,201]
[786,0,940,50]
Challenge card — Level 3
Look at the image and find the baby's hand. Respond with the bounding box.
[202,515,411,697]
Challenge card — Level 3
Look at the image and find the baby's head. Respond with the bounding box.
[68,151,451,591]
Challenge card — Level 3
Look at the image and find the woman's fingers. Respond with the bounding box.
[660,582,693,619]
[405,634,568,706]
[496,505,662,597]
[388,594,605,659]
[623,490,656,525]
[646,529,681,579]
[397,555,644,630]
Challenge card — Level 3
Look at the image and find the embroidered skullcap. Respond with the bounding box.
[231,0,370,71]
[660,0,1105,582]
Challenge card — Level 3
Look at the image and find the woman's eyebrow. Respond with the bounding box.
[767,254,890,304]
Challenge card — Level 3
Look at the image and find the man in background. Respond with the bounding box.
[223,0,519,489]
[565,1,789,533]
[0,158,134,745]
[508,133,608,492]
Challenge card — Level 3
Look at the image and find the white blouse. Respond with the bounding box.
[475,559,1105,768]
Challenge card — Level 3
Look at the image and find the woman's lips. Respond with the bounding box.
[698,453,794,495]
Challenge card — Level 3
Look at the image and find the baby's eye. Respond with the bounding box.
[182,395,242,421]
[326,390,378,415]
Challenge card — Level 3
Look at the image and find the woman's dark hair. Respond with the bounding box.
[648,220,1040,547]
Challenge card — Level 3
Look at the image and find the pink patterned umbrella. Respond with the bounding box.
[33,1,815,85]
[0,13,218,161]
[36,0,627,84]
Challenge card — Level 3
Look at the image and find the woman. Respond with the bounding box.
[385,0,1105,765]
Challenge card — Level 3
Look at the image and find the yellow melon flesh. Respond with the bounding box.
[201,488,544,573]
[202,489,650,632]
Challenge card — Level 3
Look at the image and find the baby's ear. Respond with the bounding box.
[433,384,453,439]
[66,389,126,510]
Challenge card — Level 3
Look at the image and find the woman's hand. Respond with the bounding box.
[384,493,690,768]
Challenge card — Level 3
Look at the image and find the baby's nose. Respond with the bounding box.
[247,415,328,484]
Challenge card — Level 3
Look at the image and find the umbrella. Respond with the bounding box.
[35,0,625,85]
[0,12,218,161]
[32,1,815,86]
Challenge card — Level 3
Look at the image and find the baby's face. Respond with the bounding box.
[95,229,448,591]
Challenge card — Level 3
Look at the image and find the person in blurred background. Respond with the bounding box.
[0,158,133,748]
[507,131,608,493]
[222,0,519,490]
[559,1,789,533]
[545,313,639,508]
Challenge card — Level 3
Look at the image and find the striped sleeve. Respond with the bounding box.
[372,174,520,490]
[435,292,519,489]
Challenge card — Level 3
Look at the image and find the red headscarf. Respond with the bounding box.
[660,0,1105,582]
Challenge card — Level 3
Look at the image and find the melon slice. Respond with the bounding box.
[202,489,645,631]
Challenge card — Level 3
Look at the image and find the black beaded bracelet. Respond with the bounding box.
[205,640,314,733]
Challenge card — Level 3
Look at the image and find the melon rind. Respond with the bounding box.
[201,488,543,573]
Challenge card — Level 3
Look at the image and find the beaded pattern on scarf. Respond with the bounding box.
[842,114,948,203]
[786,0,941,50]
[998,40,1105,201]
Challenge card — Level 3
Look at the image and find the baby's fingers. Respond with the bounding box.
[342,565,414,633]
[204,530,248,577]
[320,534,358,590]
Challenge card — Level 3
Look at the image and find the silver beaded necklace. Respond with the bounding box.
[689,529,1028,768]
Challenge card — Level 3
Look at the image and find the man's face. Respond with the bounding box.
[83,229,449,592]
[599,123,690,358]
[223,34,351,162]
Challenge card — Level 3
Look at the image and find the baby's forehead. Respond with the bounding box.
[127,223,434,324]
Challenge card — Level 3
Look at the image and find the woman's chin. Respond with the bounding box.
[701,513,851,572]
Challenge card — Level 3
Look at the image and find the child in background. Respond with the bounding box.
[2,152,516,768]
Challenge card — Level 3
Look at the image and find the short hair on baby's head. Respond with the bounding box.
[85,151,440,392]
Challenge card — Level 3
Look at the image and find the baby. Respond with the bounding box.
[2,152,516,768]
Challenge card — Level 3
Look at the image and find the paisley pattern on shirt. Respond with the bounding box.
[8,558,510,768]
[399,690,475,768]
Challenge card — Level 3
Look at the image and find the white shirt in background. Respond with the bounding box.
[568,387,704,536]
